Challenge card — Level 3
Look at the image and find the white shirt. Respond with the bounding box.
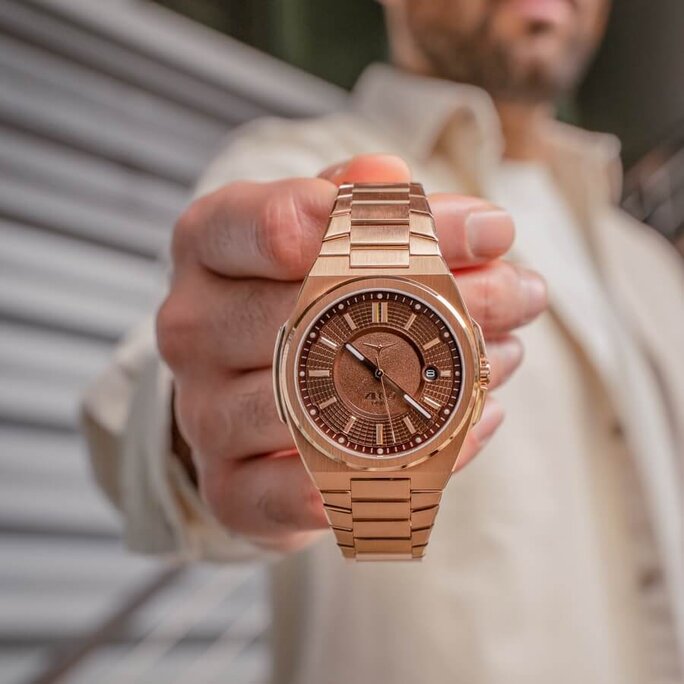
[494,161,680,683]
[81,64,684,684]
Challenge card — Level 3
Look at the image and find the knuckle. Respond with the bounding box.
[156,293,196,369]
[171,198,206,263]
[475,261,520,330]
[220,282,296,354]
[233,381,276,433]
[258,487,294,529]
[256,187,306,277]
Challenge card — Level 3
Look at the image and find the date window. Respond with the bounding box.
[423,365,439,382]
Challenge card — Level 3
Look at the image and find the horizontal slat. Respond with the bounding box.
[0,266,154,341]
[0,0,271,124]
[0,220,164,305]
[0,32,227,149]
[0,427,89,482]
[0,373,87,429]
[0,125,186,220]
[0,69,207,185]
[0,177,168,256]
[10,0,345,118]
[0,469,121,535]
[0,322,111,383]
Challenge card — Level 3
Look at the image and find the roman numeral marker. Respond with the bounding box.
[371,301,388,323]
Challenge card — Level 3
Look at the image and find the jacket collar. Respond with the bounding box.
[352,63,622,206]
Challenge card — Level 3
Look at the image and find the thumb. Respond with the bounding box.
[318,154,411,186]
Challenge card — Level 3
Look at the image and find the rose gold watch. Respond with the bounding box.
[273,182,489,560]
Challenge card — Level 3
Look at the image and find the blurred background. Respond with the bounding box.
[0,1,682,683]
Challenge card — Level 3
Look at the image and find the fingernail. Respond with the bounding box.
[466,210,515,258]
[522,273,548,313]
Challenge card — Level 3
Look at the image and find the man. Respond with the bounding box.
[83,1,684,682]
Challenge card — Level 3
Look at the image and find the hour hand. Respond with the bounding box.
[344,342,381,377]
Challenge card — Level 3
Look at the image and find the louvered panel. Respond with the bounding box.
[0,539,163,640]
[0,126,185,220]
[0,69,205,186]
[0,1,345,682]
[0,469,121,536]
[0,266,156,341]
[0,176,170,256]
[0,33,227,151]
[0,1,269,125]
[0,427,92,482]
[0,221,163,311]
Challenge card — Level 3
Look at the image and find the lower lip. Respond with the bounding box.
[505,0,574,25]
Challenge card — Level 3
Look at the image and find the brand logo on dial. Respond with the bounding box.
[364,390,397,405]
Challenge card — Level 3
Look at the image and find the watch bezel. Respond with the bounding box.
[279,276,479,471]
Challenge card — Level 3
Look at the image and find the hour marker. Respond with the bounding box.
[404,313,416,330]
[375,423,384,445]
[343,312,357,330]
[319,396,338,410]
[320,336,337,349]
[404,393,432,420]
[371,301,388,323]
[403,416,416,434]
[441,369,452,378]
[423,396,441,410]
[308,369,330,378]
[423,338,440,351]
[343,416,357,434]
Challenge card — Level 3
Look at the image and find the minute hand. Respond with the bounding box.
[381,372,433,421]
[343,343,432,420]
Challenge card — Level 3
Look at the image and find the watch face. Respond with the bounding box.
[296,289,463,459]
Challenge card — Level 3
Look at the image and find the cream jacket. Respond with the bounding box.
[82,65,684,684]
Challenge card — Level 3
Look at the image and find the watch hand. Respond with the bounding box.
[380,372,433,421]
[372,348,397,444]
[345,342,431,421]
[344,342,382,377]
[401,391,432,421]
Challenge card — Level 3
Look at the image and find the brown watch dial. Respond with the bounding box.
[297,289,462,458]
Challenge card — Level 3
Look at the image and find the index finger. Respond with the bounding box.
[176,157,512,280]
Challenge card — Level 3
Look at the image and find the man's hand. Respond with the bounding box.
[156,155,547,553]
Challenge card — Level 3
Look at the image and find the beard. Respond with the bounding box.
[408,12,593,104]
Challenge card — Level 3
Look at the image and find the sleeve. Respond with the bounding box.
[81,115,347,562]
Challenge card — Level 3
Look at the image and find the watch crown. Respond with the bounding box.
[479,355,491,389]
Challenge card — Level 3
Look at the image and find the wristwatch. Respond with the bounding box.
[273,182,490,560]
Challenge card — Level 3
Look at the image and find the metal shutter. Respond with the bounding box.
[0,1,345,682]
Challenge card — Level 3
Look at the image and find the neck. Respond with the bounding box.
[495,100,553,162]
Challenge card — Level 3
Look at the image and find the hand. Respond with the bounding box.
[156,154,547,553]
